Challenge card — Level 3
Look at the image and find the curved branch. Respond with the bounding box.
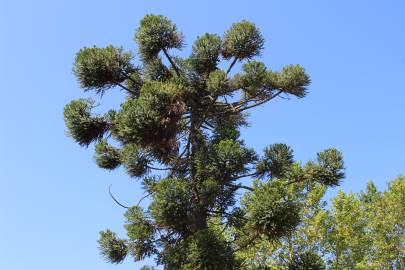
[137,192,152,206]
[237,90,283,112]
[108,184,129,209]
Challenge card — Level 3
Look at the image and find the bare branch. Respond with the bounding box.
[137,192,152,206]
[162,48,181,77]
[108,185,129,209]
[229,172,258,181]
[225,183,255,192]
[237,90,283,112]
[147,165,173,171]
[226,57,238,74]
[116,82,137,96]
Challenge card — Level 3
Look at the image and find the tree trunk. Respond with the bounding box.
[189,106,207,231]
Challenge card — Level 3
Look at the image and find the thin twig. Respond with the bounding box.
[108,185,129,209]
[147,165,173,171]
[137,192,152,206]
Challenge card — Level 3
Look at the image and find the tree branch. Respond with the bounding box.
[147,165,173,171]
[162,48,180,77]
[226,57,238,74]
[229,172,258,181]
[225,183,255,192]
[108,185,129,209]
[237,90,283,112]
[178,134,191,159]
[137,192,152,206]
[285,178,305,186]
[116,82,136,95]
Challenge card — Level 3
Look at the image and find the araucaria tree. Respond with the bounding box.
[64,14,345,269]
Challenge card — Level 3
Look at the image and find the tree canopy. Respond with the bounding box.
[239,177,405,270]
[64,14,345,269]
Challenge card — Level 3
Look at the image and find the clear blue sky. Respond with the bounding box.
[1,0,404,269]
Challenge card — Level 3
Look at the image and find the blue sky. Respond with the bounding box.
[0,0,404,269]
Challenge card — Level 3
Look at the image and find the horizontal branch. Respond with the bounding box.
[225,183,255,192]
[147,165,173,171]
[237,90,283,112]
[229,172,257,181]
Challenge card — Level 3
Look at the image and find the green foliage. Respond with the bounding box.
[140,266,156,270]
[149,178,190,230]
[210,139,257,180]
[238,61,268,97]
[306,148,345,186]
[184,229,238,270]
[191,33,222,74]
[207,70,231,95]
[114,80,186,161]
[120,144,149,177]
[73,45,135,94]
[135,14,183,61]
[244,180,301,239]
[288,251,325,270]
[256,143,295,179]
[125,70,143,97]
[94,139,121,170]
[63,99,108,146]
[98,230,127,264]
[65,14,343,269]
[277,65,310,98]
[125,206,156,261]
[241,177,405,270]
[222,20,264,60]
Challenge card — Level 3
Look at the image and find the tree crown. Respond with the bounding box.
[64,14,344,269]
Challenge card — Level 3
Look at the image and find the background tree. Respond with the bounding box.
[240,177,405,270]
[64,14,345,269]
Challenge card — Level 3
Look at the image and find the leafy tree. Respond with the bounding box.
[322,192,370,269]
[64,14,345,269]
[317,178,405,270]
[362,177,405,269]
[241,177,405,270]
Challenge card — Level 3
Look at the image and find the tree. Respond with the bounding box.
[241,177,405,270]
[237,177,329,269]
[362,177,405,269]
[64,14,345,269]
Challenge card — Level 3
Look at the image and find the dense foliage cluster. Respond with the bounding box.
[64,14,345,269]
